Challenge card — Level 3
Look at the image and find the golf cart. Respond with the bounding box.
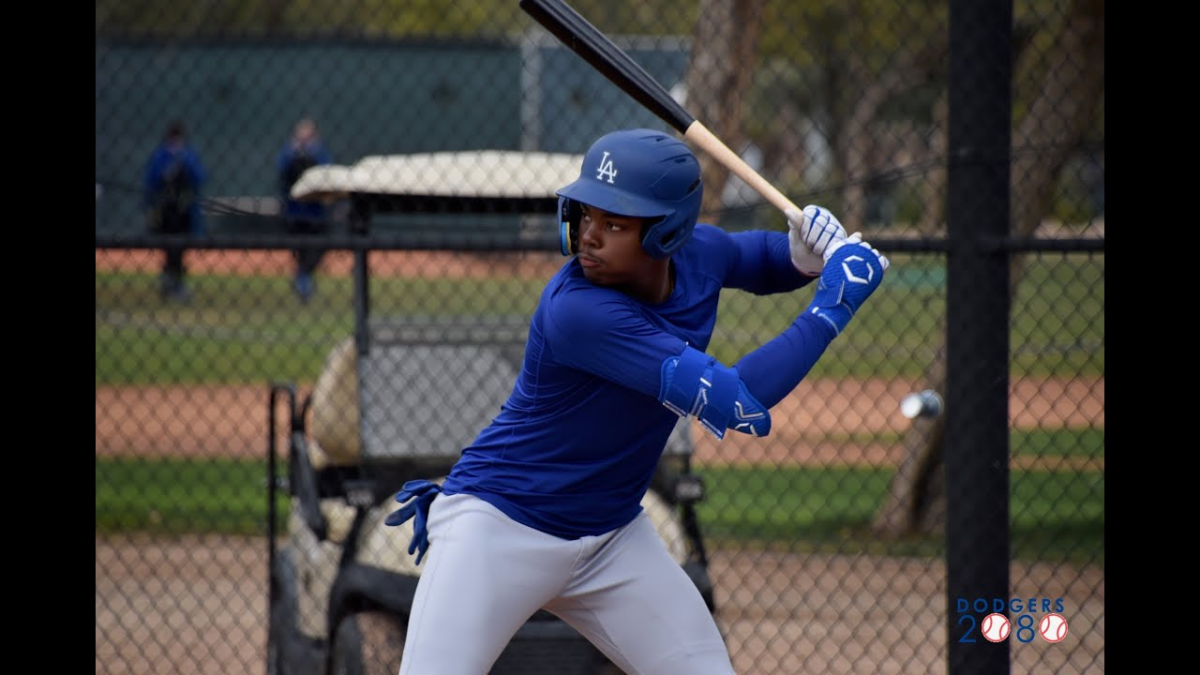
[265,151,716,674]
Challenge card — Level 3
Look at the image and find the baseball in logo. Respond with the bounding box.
[980,613,1011,643]
[1038,613,1069,643]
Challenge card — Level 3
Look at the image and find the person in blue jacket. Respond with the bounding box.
[277,117,333,302]
[386,128,890,674]
[144,120,206,302]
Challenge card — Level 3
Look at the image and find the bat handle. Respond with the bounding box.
[683,121,800,216]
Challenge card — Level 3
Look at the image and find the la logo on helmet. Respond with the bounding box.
[595,151,618,184]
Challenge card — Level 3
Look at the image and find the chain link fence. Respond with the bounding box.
[96,1,1103,673]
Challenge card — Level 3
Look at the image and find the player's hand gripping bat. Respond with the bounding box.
[520,0,801,216]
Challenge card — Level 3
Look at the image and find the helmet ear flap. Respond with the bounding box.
[558,196,581,256]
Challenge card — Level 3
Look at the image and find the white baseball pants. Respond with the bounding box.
[398,492,735,675]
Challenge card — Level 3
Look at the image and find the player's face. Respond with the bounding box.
[575,205,651,286]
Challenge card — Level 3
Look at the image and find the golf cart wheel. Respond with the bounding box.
[330,611,406,675]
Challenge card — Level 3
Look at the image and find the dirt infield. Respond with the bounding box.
[95,248,564,279]
[95,534,1104,675]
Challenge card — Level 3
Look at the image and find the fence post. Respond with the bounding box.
[945,0,1013,672]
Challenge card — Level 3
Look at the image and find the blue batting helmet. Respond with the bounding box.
[556,128,703,258]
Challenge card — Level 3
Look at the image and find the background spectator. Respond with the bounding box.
[144,120,206,302]
[278,117,334,302]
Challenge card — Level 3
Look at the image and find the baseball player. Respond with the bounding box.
[386,128,890,674]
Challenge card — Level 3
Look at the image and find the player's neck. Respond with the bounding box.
[624,259,673,305]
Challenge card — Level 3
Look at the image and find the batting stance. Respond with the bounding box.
[386,128,889,674]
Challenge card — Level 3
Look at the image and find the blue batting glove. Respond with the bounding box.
[384,479,442,565]
[805,233,889,335]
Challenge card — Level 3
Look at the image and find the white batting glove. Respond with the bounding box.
[786,205,848,276]
[824,232,891,271]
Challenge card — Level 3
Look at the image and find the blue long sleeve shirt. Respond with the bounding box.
[278,140,333,220]
[441,224,838,539]
[143,143,207,235]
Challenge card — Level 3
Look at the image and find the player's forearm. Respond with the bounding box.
[728,231,814,295]
[738,234,891,410]
[734,312,838,409]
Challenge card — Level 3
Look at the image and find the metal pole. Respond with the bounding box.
[351,197,371,358]
[946,0,1013,672]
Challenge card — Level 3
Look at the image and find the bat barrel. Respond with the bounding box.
[521,0,798,216]
[520,0,695,133]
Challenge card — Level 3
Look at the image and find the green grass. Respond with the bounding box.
[95,253,1104,386]
[95,455,1103,567]
[1014,427,1103,458]
[95,271,545,385]
[95,457,288,535]
[706,252,1103,379]
[788,427,1103,459]
[694,464,1103,567]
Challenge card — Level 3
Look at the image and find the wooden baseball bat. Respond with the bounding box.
[519,0,800,216]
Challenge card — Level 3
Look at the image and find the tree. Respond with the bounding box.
[683,0,769,222]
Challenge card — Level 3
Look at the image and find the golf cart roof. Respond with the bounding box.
[290,150,585,207]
